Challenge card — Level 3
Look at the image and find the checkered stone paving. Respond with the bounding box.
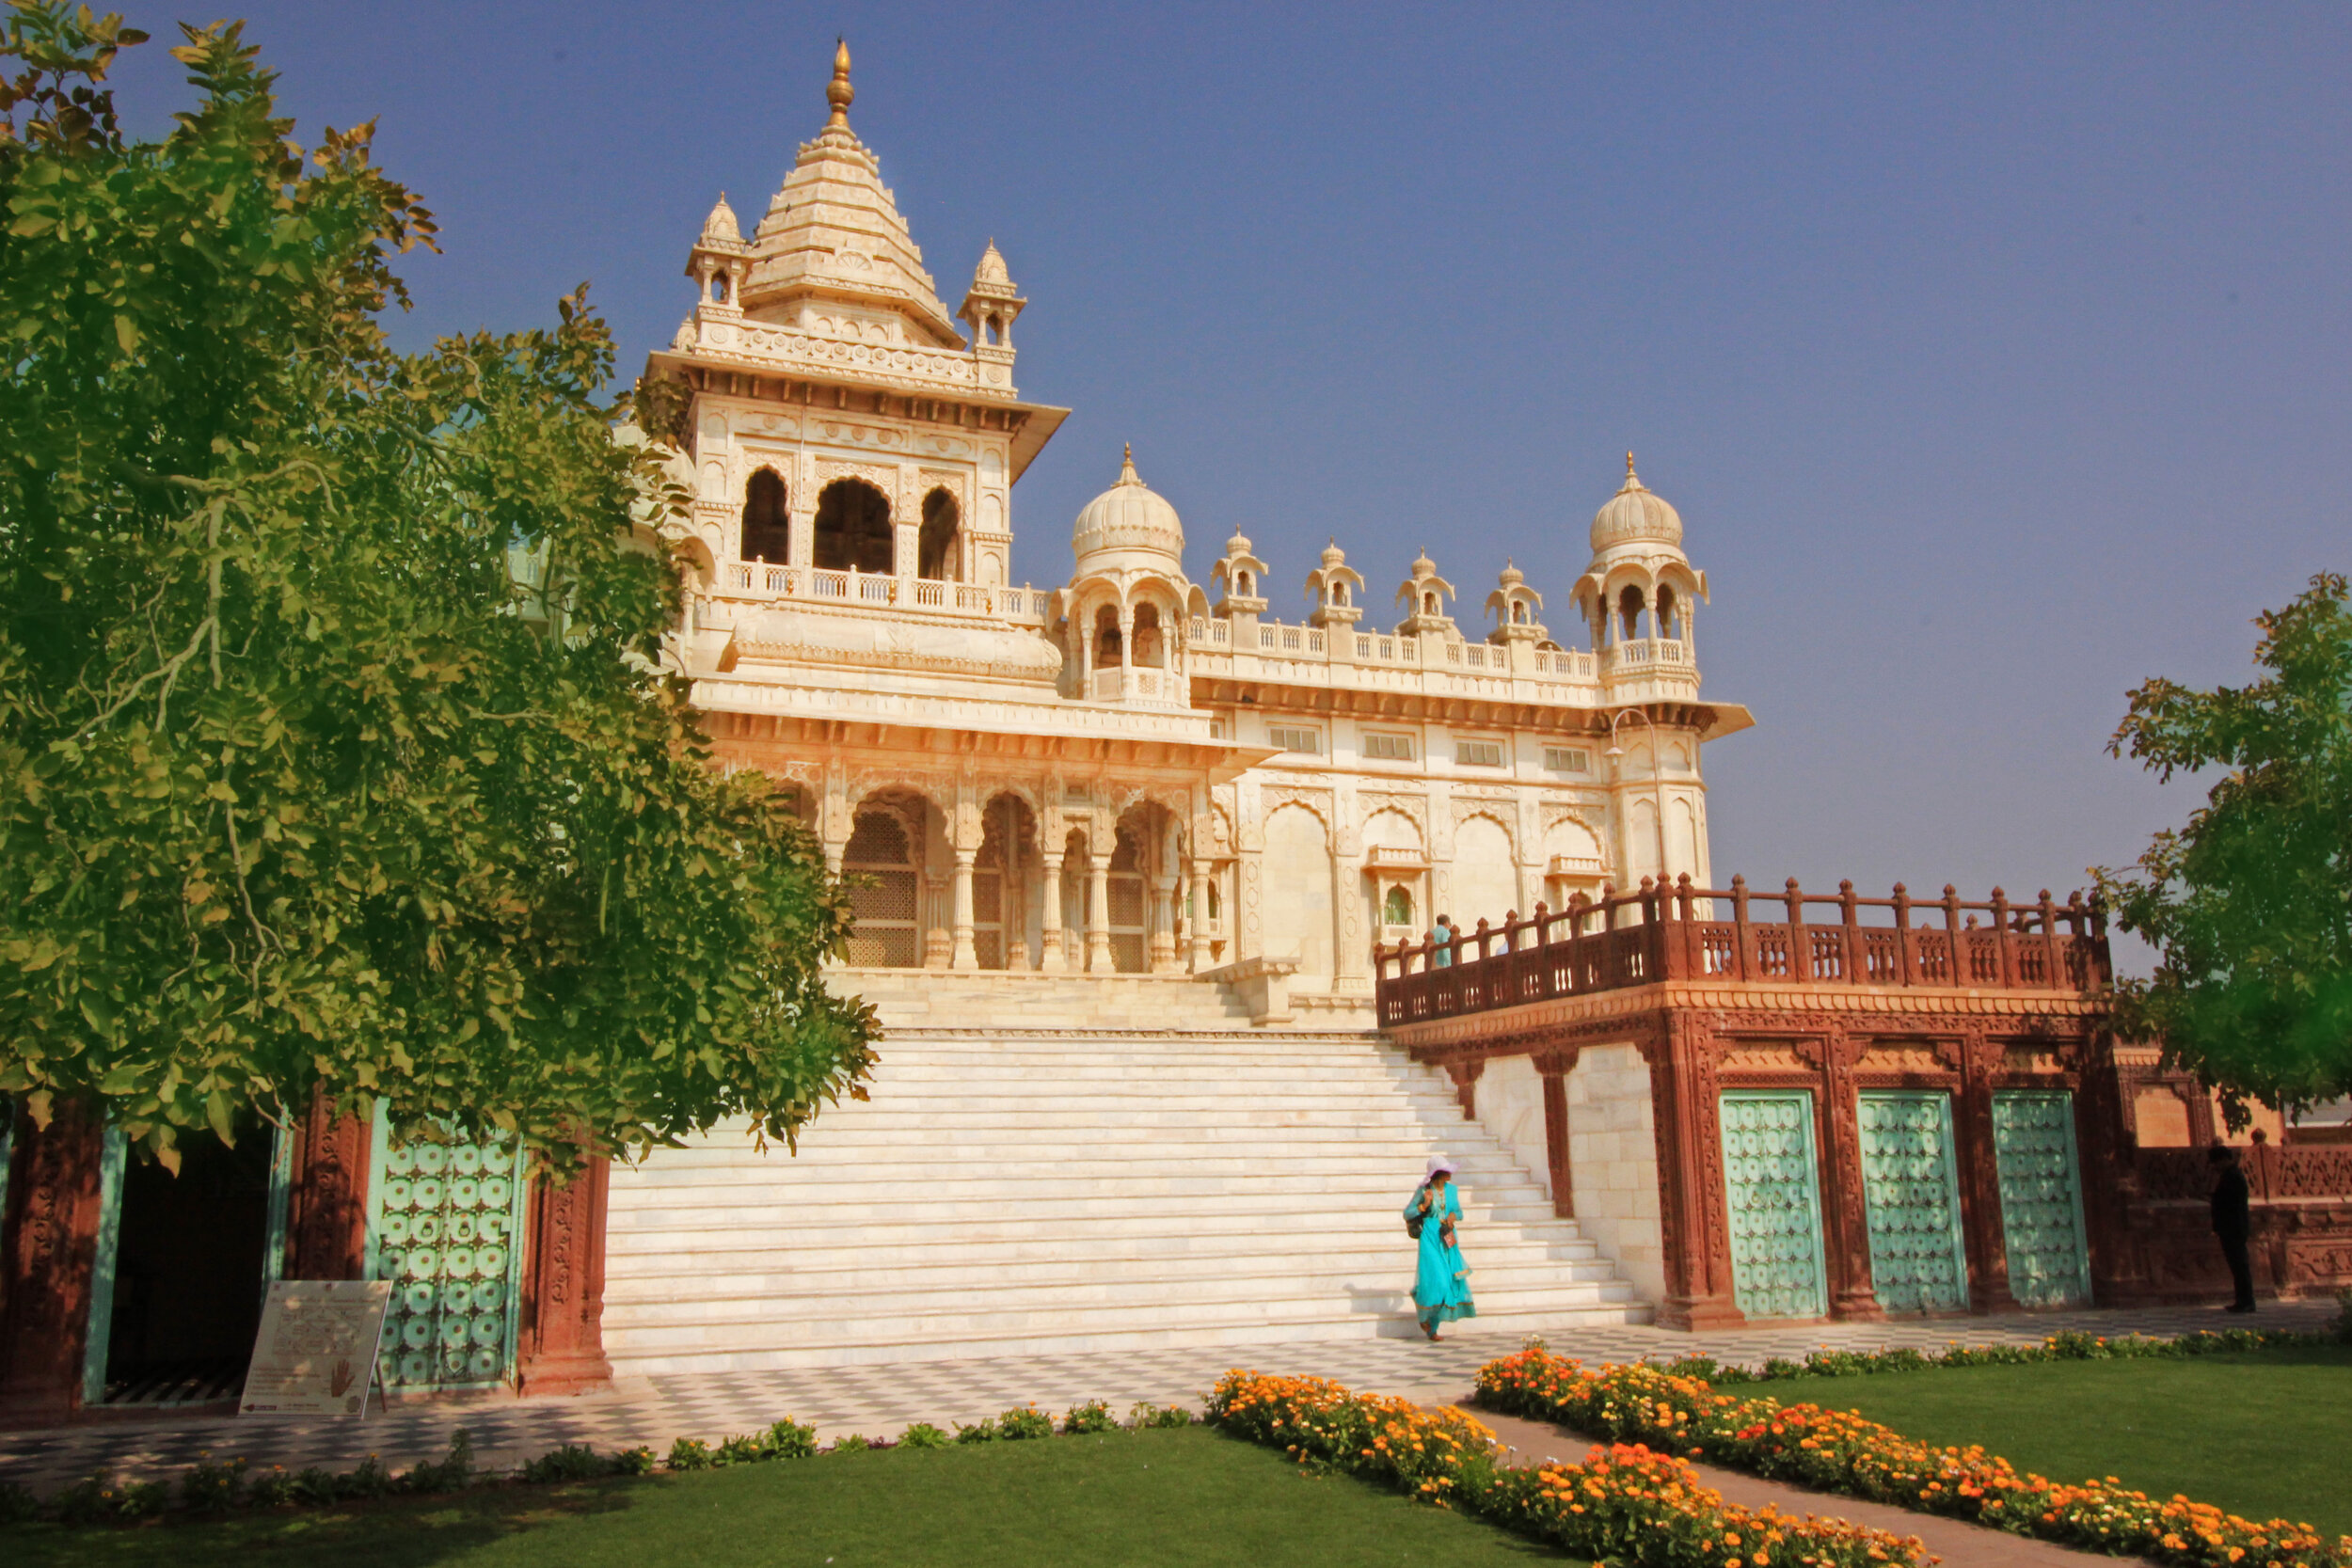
[0,1300,2330,1493]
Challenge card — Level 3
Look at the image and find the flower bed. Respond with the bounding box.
[1205,1369,1929,1567]
[1645,1324,2333,1388]
[1474,1348,2352,1568]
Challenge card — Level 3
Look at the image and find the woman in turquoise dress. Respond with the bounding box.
[1405,1156,1475,1340]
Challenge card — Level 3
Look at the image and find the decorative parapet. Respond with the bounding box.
[675,312,1018,399]
[1377,876,2110,1033]
[713,562,1054,626]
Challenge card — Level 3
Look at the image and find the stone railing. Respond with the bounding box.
[2135,1143,2352,1202]
[1184,618,1615,689]
[1087,666,1185,705]
[716,562,1054,626]
[1375,876,2110,1028]
[683,311,1016,399]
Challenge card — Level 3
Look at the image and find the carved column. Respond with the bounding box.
[1039,851,1065,970]
[0,1099,106,1422]
[1086,852,1114,973]
[1649,1013,1744,1329]
[1954,1028,2021,1312]
[787,507,816,573]
[1815,1027,1884,1320]
[1537,1051,1578,1219]
[516,1156,613,1396]
[922,870,950,970]
[1187,856,1214,974]
[1116,607,1136,703]
[1149,876,1180,974]
[1236,848,1264,961]
[949,848,978,972]
[284,1088,373,1280]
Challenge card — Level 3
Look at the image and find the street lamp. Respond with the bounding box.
[1604,705,1671,898]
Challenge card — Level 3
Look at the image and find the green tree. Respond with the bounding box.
[0,6,874,1168]
[2097,572,2352,1117]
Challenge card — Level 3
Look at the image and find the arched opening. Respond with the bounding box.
[974,793,1037,971]
[1657,585,1680,640]
[1235,570,1252,596]
[814,478,894,574]
[1617,584,1646,641]
[1383,885,1414,927]
[842,803,923,968]
[1512,601,1528,625]
[917,486,960,581]
[1332,581,1349,607]
[710,271,731,306]
[1092,605,1123,667]
[1422,592,1438,614]
[740,468,789,563]
[1131,603,1165,668]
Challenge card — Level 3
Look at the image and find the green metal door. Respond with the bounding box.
[1858,1091,1969,1313]
[1718,1090,1828,1319]
[365,1113,528,1391]
[1990,1089,2092,1307]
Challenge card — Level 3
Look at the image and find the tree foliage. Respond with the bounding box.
[0,5,875,1168]
[2097,572,2352,1115]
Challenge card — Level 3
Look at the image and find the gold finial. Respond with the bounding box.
[1622,451,1643,491]
[1119,443,1139,484]
[826,39,853,125]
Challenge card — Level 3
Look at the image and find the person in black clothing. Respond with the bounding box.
[2208,1143,2255,1312]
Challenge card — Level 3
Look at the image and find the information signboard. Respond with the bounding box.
[239,1279,395,1417]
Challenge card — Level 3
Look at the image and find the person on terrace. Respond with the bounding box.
[1406,1156,1476,1340]
[1427,913,1455,969]
[2208,1142,2255,1312]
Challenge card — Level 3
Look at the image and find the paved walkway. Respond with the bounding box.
[0,1300,2328,1495]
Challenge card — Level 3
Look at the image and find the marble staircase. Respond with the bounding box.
[600,980,1650,1373]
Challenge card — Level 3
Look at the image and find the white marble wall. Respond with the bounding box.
[1565,1044,1665,1304]
[1474,1054,1552,1202]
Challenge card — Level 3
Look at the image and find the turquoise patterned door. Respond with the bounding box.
[365,1114,529,1391]
[1990,1090,2093,1307]
[1718,1091,1828,1319]
[1858,1091,1969,1313]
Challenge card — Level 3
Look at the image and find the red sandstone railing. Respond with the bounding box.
[2134,1143,2352,1203]
[1373,876,2111,1029]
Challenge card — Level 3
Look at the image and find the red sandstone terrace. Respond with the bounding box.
[1376,875,2352,1329]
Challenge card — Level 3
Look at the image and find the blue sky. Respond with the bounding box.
[108,4,2349,963]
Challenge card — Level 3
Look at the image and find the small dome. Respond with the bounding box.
[1499,559,1525,589]
[1319,539,1347,569]
[700,193,743,246]
[1591,452,1683,550]
[1073,446,1184,569]
[1225,530,1253,556]
[973,241,1011,288]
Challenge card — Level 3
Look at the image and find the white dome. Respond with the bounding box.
[1590,454,1683,550]
[1072,447,1184,569]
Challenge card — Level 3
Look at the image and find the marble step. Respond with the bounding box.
[611,1151,1536,1185]
[607,1243,1628,1296]
[606,1228,1605,1275]
[604,1203,1585,1256]
[603,1294,1649,1374]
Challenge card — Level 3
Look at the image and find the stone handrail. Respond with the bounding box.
[1375,875,2112,1028]
[717,562,1054,625]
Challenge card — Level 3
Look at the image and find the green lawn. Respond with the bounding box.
[8,1427,1575,1566]
[1753,1344,2352,1537]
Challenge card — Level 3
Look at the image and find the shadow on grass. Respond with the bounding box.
[7,1429,1578,1568]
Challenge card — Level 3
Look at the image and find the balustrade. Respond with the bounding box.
[1374,876,2110,1029]
[708,562,1051,626]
